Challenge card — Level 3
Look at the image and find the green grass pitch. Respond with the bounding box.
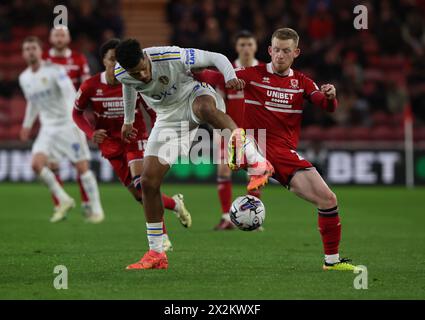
[0,183,424,299]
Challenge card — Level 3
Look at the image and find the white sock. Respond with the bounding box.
[325,253,340,264]
[172,197,181,213]
[244,137,265,165]
[39,167,71,203]
[147,222,164,253]
[222,213,230,221]
[80,170,103,215]
[163,233,169,244]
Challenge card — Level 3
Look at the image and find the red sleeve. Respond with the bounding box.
[194,69,225,88]
[235,67,250,82]
[310,91,338,112]
[304,76,338,112]
[73,82,95,138]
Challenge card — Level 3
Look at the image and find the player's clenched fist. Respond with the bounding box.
[321,84,336,100]
[226,78,245,90]
[121,123,138,143]
[92,129,108,144]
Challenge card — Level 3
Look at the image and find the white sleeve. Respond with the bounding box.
[54,66,76,109]
[22,101,39,129]
[19,76,39,128]
[181,48,236,82]
[122,83,137,124]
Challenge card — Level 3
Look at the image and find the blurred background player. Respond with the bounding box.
[196,30,264,230]
[73,39,192,251]
[234,28,356,271]
[42,26,93,216]
[19,36,104,223]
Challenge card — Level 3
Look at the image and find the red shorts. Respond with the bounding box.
[226,104,244,128]
[100,137,146,186]
[266,147,313,187]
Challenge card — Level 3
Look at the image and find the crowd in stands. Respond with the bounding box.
[168,0,425,140]
[1,0,425,142]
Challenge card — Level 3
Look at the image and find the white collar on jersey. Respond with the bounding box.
[234,58,259,68]
[266,62,294,77]
[100,71,107,84]
[48,47,72,58]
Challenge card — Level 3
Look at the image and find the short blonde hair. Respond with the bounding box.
[271,28,299,47]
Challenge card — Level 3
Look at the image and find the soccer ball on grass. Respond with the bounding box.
[230,195,265,231]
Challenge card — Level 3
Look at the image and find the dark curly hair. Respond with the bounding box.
[115,38,144,70]
[99,38,121,60]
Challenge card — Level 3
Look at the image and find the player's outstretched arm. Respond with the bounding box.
[183,49,244,90]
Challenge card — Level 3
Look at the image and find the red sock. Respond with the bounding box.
[248,189,261,199]
[162,216,167,234]
[162,194,176,211]
[318,206,341,255]
[77,175,89,203]
[217,177,232,214]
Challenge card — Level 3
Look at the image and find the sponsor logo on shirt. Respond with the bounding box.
[151,83,178,100]
[185,49,196,65]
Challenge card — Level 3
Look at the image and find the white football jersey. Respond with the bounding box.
[114,46,236,124]
[19,61,76,128]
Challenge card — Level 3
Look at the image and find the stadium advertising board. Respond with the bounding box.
[0,147,424,185]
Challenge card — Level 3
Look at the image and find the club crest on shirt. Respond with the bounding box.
[41,77,48,85]
[159,75,169,85]
[290,79,299,89]
[96,89,103,96]
[262,77,270,84]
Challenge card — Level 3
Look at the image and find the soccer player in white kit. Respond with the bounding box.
[18,36,104,223]
[114,39,274,270]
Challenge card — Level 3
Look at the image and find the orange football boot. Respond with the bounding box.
[247,160,275,191]
[126,250,168,270]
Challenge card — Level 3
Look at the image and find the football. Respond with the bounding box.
[230,195,265,231]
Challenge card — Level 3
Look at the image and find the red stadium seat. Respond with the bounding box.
[8,96,26,123]
[322,127,349,141]
[372,112,392,126]
[300,125,325,142]
[371,126,397,141]
[347,126,371,140]
[414,127,425,142]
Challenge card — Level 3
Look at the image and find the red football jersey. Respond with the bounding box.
[43,48,90,89]
[236,63,321,150]
[74,72,153,157]
[195,59,262,127]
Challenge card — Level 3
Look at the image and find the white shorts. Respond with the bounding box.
[145,82,225,166]
[32,124,91,163]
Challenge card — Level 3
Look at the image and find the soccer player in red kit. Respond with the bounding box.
[196,31,264,230]
[235,28,356,271]
[73,39,192,252]
[42,26,93,216]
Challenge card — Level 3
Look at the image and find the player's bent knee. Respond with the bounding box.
[194,96,217,121]
[74,161,89,174]
[31,161,43,174]
[140,175,161,194]
[319,191,338,209]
